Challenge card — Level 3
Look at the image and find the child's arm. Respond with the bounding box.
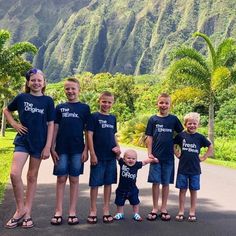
[142,157,159,166]
[146,135,157,160]
[174,144,181,159]
[112,135,121,157]
[199,144,213,162]
[88,131,98,165]
[82,131,89,163]
[3,107,28,135]
[50,123,59,164]
[41,121,54,160]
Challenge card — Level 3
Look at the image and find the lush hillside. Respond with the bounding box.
[0,0,236,82]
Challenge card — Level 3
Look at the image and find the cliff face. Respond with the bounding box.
[1,0,236,82]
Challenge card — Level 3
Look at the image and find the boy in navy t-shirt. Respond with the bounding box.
[113,149,158,222]
[87,91,121,224]
[145,93,183,221]
[174,112,213,222]
[50,78,90,225]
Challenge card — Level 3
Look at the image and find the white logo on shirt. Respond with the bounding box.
[24,102,44,114]
[99,119,114,129]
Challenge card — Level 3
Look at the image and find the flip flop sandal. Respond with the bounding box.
[5,214,25,229]
[87,215,97,224]
[68,216,79,225]
[50,216,63,225]
[188,215,197,222]
[160,212,171,221]
[114,213,124,220]
[103,215,113,223]
[133,213,142,222]
[146,212,158,221]
[175,214,185,222]
[22,218,34,228]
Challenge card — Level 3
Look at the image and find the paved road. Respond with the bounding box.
[0,147,235,236]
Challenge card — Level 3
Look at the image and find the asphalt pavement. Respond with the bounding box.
[0,147,235,236]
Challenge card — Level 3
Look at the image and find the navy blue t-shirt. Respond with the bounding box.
[117,158,143,192]
[7,93,55,154]
[55,102,90,155]
[87,112,117,161]
[145,114,183,161]
[174,131,211,175]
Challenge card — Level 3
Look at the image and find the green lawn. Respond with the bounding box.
[0,129,14,204]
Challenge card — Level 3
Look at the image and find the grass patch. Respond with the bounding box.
[206,158,236,169]
[0,129,15,204]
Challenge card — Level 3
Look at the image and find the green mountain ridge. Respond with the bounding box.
[0,0,236,82]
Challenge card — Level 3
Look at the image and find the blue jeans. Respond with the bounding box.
[53,153,83,177]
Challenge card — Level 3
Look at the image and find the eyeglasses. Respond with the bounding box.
[25,68,44,81]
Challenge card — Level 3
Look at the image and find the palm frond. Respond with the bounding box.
[216,38,236,67]
[171,46,209,71]
[211,66,231,91]
[168,58,210,88]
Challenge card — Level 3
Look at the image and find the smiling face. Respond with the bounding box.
[27,73,45,95]
[185,118,199,134]
[157,96,171,116]
[64,81,79,102]
[123,149,137,167]
[99,95,114,114]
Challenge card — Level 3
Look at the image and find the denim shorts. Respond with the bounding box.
[89,159,117,187]
[14,145,41,159]
[176,173,200,190]
[148,160,174,185]
[115,188,140,206]
[53,153,83,177]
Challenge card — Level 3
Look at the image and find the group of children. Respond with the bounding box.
[3,68,213,229]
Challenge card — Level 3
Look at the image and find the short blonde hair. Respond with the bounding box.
[124,149,137,159]
[184,112,200,125]
[157,93,170,101]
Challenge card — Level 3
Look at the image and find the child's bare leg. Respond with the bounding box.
[147,183,159,220]
[89,186,98,216]
[152,183,160,212]
[9,152,28,218]
[160,184,169,212]
[178,189,187,214]
[54,176,67,216]
[189,190,197,216]
[103,184,111,215]
[23,157,41,226]
[68,176,79,216]
[133,204,139,214]
[116,205,124,213]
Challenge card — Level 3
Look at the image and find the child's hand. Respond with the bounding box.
[50,149,59,164]
[90,153,98,165]
[152,157,159,163]
[41,146,51,160]
[12,122,28,135]
[112,146,121,156]
[199,155,206,162]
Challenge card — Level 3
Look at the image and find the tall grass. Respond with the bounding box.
[0,129,15,203]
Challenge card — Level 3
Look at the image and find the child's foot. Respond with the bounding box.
[188,215,197,222]
[114,213,124,220]
[159,212,171,221]
[87,215,97,224]
[103,215,113,223]
[67,216,79,225]
[133,213,142,222]
[22,218,34,228]
[50,215,63,225]
[146,212,158,221]
[175,214,185,222]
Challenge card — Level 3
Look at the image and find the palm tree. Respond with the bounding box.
[0,29,37,136]
[167,32,236,149]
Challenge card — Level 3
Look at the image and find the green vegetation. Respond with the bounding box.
[167,32,236,149]
[1,1,236,81]
[0,129,14,203]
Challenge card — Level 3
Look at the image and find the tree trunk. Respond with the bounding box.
[208,97,214,157]
[1,99,7,137]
